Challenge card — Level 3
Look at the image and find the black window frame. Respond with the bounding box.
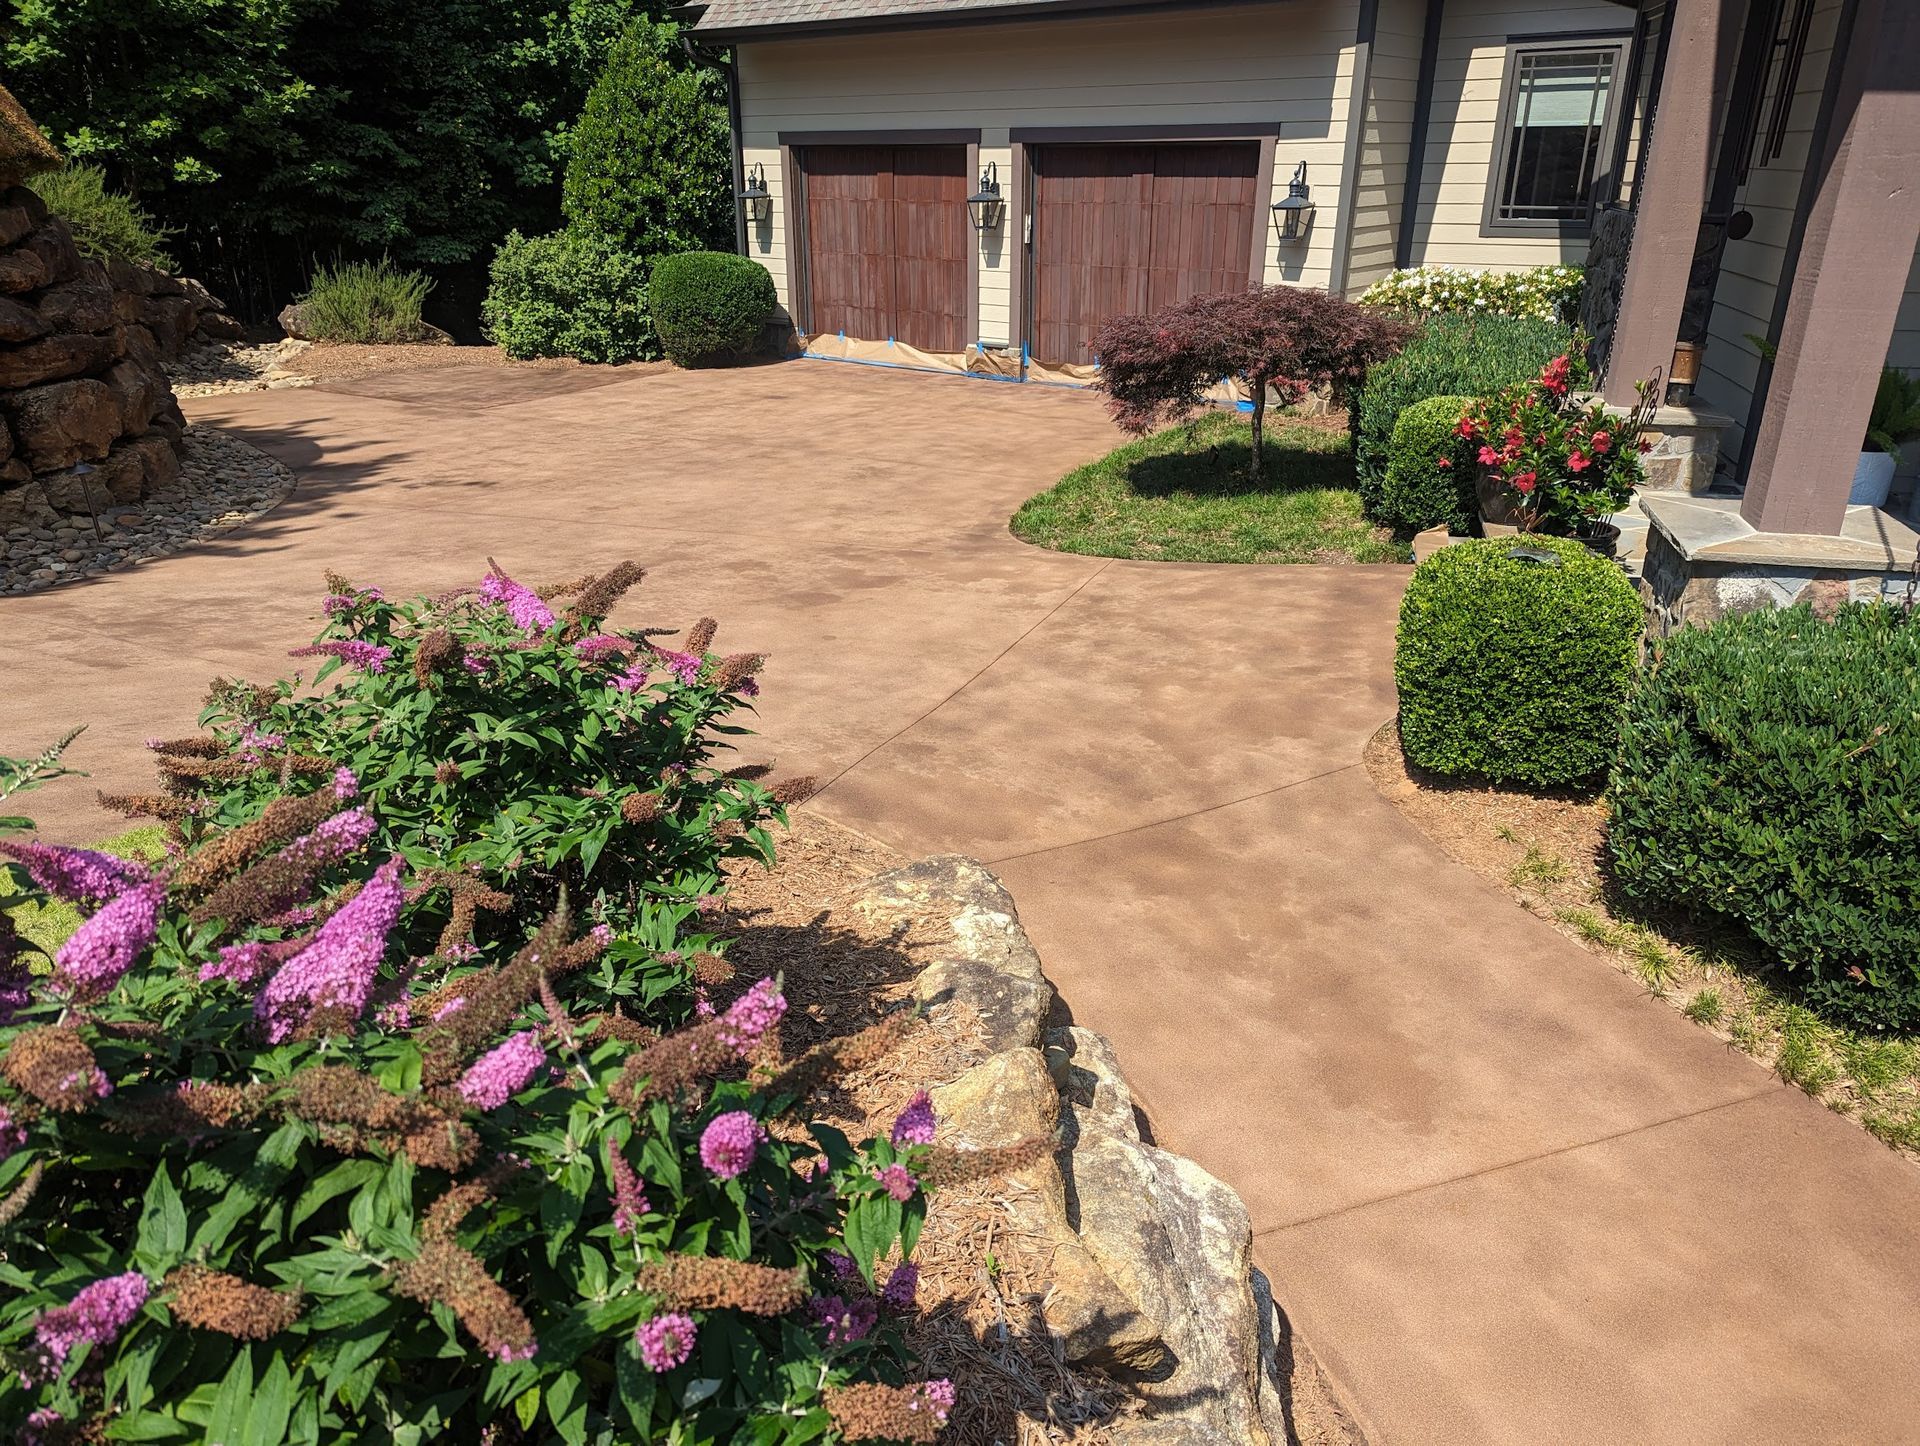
[1481,33,1634,240]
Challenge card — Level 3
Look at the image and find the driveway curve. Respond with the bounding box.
[3,359,1917,1442]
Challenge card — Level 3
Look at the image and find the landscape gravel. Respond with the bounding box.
[0,426,296,596]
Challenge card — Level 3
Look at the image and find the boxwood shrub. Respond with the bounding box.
[650,252,778,367]
[1379,394,1475,534]
[1609,603,1920,1030]
[1395,536,1643,786]
[1351,314,1573,517]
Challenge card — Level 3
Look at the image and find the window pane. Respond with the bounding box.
[1498,48,1618,224]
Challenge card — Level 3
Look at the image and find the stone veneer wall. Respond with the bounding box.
[0,184,242,532]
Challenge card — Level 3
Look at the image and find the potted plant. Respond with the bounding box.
[1455,354,1647,551]
[1854,366,1920,507]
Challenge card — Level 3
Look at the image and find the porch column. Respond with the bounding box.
[1601,0,1728,407]
[1739,0,1920,535]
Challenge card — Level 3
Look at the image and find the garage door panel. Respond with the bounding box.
[1033,141,1259,366]
[803,144,967,354]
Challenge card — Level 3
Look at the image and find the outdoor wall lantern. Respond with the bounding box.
[967,162,1004,232]
[737,162,772,224]
[1271,162,1315,243]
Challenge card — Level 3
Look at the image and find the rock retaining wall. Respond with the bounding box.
[0,183,242,535]
[850,856,1304,1445]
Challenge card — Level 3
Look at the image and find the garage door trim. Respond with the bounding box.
[779,128,982,347]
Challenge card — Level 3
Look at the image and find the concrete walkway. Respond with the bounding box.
[4,360,1917,1442]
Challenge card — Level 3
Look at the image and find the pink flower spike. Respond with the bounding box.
[254,857,406,1042]
[872,1162,917,1202]
[32,1272,148,1371]
[478,564,555,633]
[0,841,149,908]
[890,1090,936,1147]
[457,1031,546,1110]
[54,879,165,1000]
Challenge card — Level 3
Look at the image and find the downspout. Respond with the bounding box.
[1327,0,1380,297]
[1396,0,1445,269]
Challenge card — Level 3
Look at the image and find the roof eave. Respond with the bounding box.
[693,0,1275,45]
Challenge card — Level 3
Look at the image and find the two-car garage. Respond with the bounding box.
[791,137,1269,372]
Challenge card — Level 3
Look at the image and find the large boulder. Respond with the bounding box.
[194,310,247,341]
[0,187,48,228]
[100,357,169,436]
[0,205,33,249]
[14,220,81,288]
[1,377,121,470]
[0,332,116,390]
[0,295,47,344]
[139,294,196,356]
[276,301,313,340]
[37,268,115,334]
[0,249,48,294]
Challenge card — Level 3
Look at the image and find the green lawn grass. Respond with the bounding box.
[1010,410,1409,565]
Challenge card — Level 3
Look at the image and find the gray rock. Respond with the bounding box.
[913,956,1052,1054]
[277,301,312,339]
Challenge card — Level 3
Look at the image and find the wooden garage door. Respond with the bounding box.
[1031,142,1262,365]
[803,145,969,353]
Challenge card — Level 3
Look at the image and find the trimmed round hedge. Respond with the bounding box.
[1380,393,1475,534]
[1395,535,1643,786]
[650,251,778,367]
[482,228,656,364]
[1609,603,1920,1030]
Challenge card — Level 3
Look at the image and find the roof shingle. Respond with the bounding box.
[691,0,1173,39]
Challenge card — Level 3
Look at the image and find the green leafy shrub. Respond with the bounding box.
[1379,394,1475,534]
[483,229,657,364]
[29,164,175,268]
[1395,536,1643,786]
[1358,264,1584,325]
[650,252,777,367]
[562,20,734,257]
[297,259,435,344]
[1350,313,1574,517]
[0,561,987,1442]
[1609,604,1920,1030]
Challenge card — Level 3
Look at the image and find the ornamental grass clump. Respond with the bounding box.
[0,578,1022,1439]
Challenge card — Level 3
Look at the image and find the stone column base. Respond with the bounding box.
[1602,401,1736,494]
[1639,493,1919,634]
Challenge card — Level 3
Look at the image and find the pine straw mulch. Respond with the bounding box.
[715,813,1133,1444]
[1364,720,1920,1164]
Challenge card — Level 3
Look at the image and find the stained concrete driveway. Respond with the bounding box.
[4,359,1918,1442]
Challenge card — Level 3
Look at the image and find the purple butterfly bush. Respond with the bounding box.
[457,1031,546,1110]
[809,1292,878,1345]
[254,856,406,1042]
[478,565,555,633]
[635,1311,696,1372]
[606,1138,650,1235]
[32,1272,149,1375]
[53,878,166,1000]
[0,840,149,909]
[699,1110,765,1180]
[288,639,395,673]
[890,1090,936,1147]
[715,978,787,1054]
[872,1163,916,1203]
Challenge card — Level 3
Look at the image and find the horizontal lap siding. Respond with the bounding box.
[1699,0,1842,471]
[737,1,1358,348]
[1408,0,1636,271]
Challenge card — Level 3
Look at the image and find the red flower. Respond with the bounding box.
[1638,438,1654,454]
[1478,445,1501,467]
[1540,356,1572,395]
[1454,416,1479,440]
[1592,431,1612,453]
[1568,450,1590,473]
[1436,456,1452,469]
[1510,471,1538,495]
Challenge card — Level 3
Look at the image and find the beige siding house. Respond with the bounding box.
[691,0,1639,376]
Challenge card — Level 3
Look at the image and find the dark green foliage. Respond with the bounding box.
[561,20,733,258]
[297,258,433,343]
[1395,536,1642,786]
[3,0,661,313]
[29,164,175,267]
[1379,394,1475,534]
[1609,604,1920,1030]
[482,229,656,363]
[1350,314,1574,517]
[649,251,777,366]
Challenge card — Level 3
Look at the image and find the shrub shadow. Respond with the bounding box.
[1121,434,1355,499]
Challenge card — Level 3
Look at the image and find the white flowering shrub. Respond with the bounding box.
[1357,265,1585,326]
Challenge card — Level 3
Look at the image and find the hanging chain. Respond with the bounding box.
[1904,534,1918,616]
